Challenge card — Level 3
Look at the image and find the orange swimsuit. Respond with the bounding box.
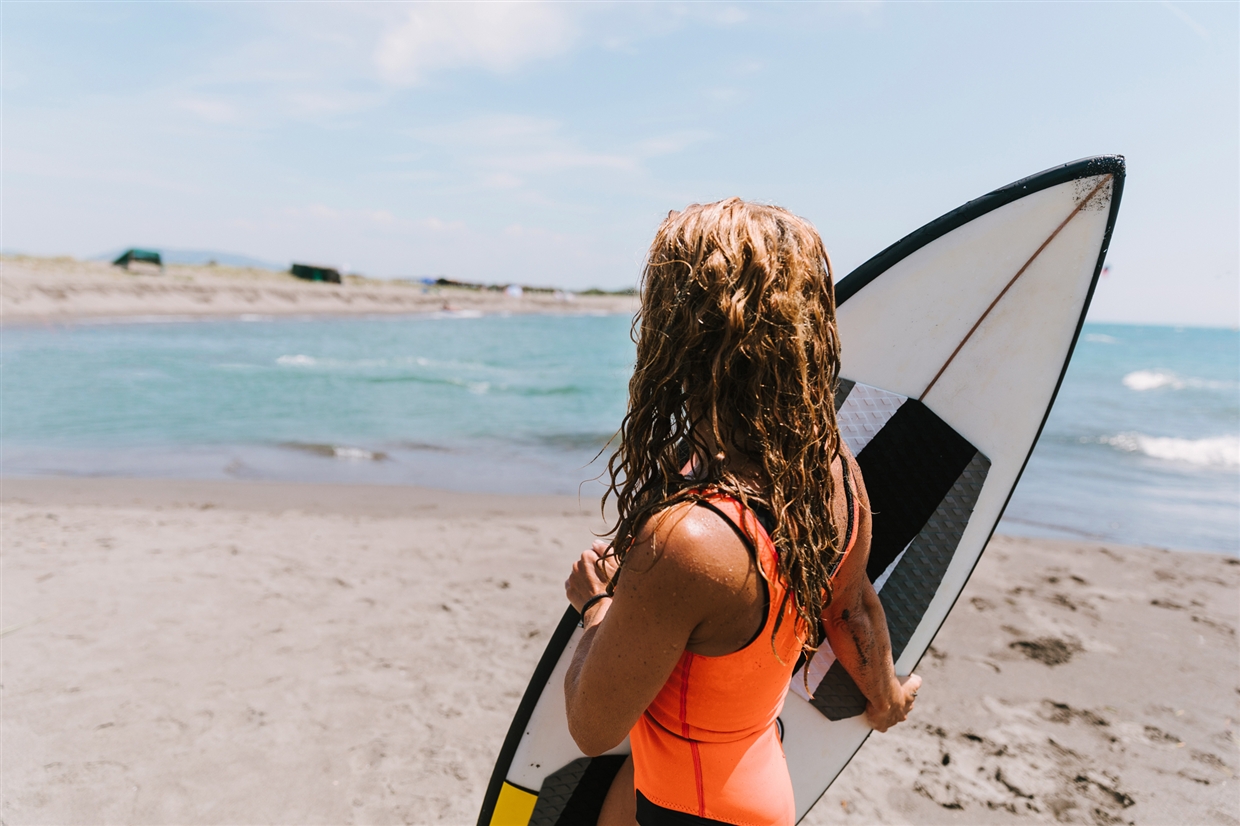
[630,475,858,826]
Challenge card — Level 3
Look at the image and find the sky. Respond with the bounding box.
[3,1,1237,326]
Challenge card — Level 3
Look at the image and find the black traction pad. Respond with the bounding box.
[809,404,989,721]
[858,400,979,582]
[880,451,989,660]
[531,755,627,826]
[834,378,856,412]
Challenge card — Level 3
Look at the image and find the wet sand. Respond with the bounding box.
[0,256,639,323]
[3,477,1237,825]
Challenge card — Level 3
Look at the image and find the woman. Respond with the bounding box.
[564,199,920,826]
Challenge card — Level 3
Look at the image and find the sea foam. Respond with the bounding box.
[332,446,382,461]
[1123,369,1182,390]
[1122,370,1233,392]
[1100,433,1239,468]
[281,442,386,461]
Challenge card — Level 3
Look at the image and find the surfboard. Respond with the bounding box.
[478,155,1126,825]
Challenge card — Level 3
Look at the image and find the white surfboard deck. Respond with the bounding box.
[479,156,1125,825]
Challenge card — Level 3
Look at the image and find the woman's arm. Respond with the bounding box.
[563,503,755,755]
[820,457,920,732]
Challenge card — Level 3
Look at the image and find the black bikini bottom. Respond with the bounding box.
[635,791,735,826]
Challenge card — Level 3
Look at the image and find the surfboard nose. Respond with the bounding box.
[835,157,1124,461]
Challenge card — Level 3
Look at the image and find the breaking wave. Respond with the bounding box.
[280,442,387,461]
[1098,433,1239,468]
[1122,370,1233,392]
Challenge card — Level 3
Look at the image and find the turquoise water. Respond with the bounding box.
[997,324,1238,554]
[3,316,1236,553]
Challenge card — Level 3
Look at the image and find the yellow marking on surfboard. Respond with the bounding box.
[490,781,537,825]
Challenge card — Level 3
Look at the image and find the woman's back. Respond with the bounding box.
[631,477,860,824]
[563,198,918,826]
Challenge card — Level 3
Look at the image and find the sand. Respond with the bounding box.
[0,256,639,323]
[3,476,1237,825]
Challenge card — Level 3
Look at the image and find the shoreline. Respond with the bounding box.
[0,474,600,519]
[4,475,1237,824]
[0,255,641,323]
[5,473,1234,557]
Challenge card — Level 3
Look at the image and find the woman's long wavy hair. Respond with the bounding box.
[605,198,845,657]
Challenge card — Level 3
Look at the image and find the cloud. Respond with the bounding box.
[410,115,709,180]
[283,90,387,119]
[482,172,524,190]
[419,216,466,233]
[411,114,564,148]
[636,131,712,157]
[410,114,638,176]
[114,4,768,133]
[712,6,749,26]
[176,98,240,124]
[281,203,464,235]
[375,3,578,84]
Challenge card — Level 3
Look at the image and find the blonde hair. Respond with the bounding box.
[606,197,845,655]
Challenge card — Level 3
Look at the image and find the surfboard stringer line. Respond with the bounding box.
[920,173,1114,400]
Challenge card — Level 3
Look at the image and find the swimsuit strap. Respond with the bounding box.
[687,451,859,582]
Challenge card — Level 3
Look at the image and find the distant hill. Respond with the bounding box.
[91,248,288,271]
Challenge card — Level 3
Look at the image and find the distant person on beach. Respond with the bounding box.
[564,199,921,825]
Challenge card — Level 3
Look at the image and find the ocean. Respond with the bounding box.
[4,315,1236,554]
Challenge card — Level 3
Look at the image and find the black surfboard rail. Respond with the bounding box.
[478,606,581,824]
[477,155,1126,825]
[837,154,1125,304]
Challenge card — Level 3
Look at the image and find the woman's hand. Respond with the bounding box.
[865,673,921,733]
[565,540,618,612]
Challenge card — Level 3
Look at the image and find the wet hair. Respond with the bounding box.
[605,197,845,657]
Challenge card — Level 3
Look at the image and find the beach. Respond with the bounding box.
[0,256,640,323]
[6,2,1237,823]
[4,476,1237,825]
[4,255,1236,825]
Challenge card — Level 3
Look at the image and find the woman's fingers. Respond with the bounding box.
[588,540,619,581]
[900,673,922,704]
[866,674,922,732]
[565,547,611,610]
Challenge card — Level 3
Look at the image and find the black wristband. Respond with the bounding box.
[578,593,612,627]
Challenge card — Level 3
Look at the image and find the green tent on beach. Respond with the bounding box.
[290,263,342,284]
[112,249,163,270]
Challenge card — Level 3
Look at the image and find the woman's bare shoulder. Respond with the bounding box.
[622,499,755,593]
